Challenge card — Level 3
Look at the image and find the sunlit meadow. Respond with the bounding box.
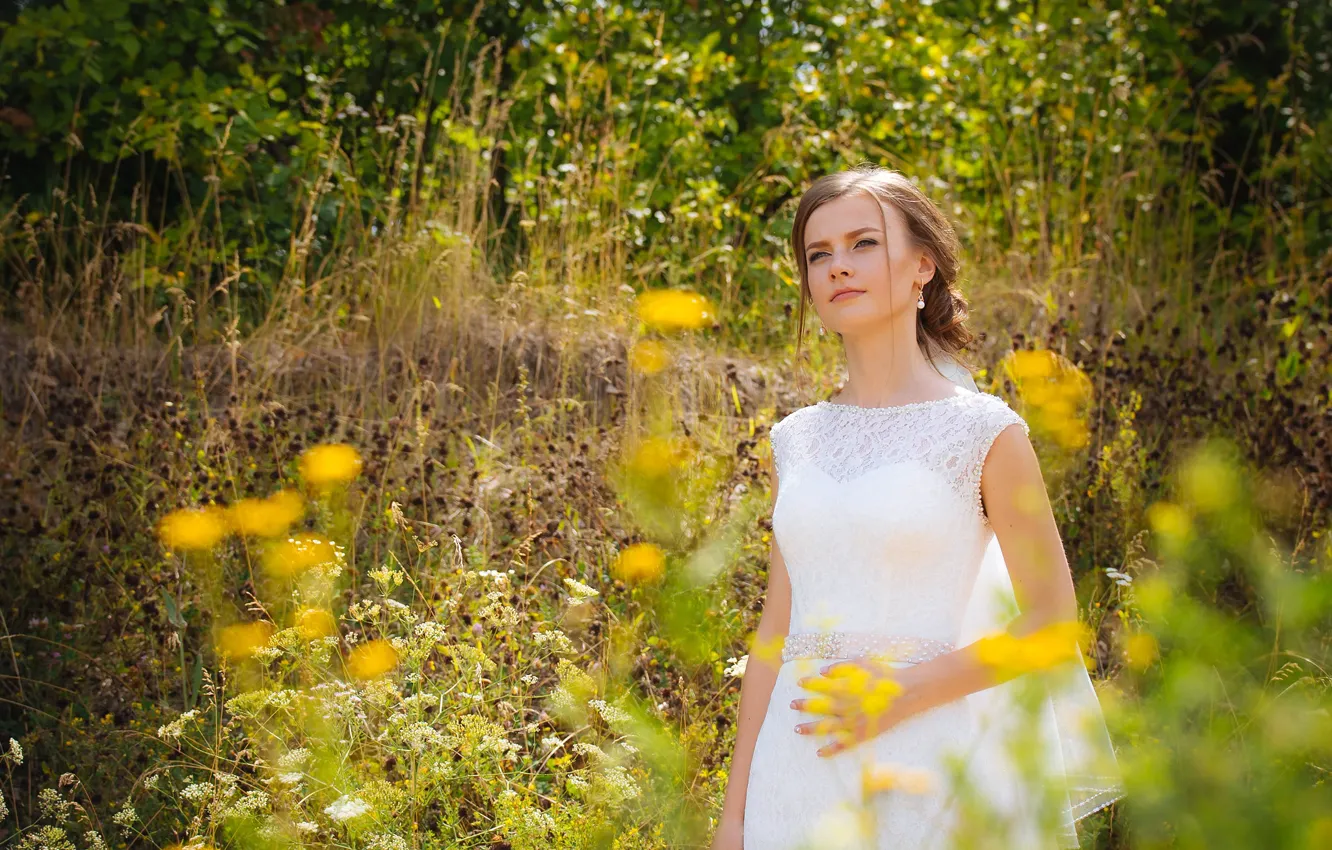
[3,1,1331,848]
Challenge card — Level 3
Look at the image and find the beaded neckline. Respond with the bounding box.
[816,390,975,413]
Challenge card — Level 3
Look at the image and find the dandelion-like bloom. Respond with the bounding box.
[861,761,937,796]
[635,289,715,332]
[157,506,228,552]
[972,620,1089,677]
[346,639,398,680]
[612,542,665,584]
[296,607,338,640]
[216,621,275,661]
[628,339,671,375]
[261,532,339,578]
[298,443,363,487]
[227,489,305,538]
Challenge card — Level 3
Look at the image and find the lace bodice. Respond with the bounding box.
[766,389,1030,643]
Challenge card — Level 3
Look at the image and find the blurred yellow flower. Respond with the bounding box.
[751,633,787,668]
[972,620,1089,677]
[216,621,275,660]
[296,607,339,640]
[1008,349,1056,380]
[261,532,339,578]
[299,443,363,486]
[612,542,666,584]
[628,338,672,374]
[635,289,715,332]
[157,506,229,552]
[626,435,692,478]
[1122,629,1159,671]
[1180,448,1240,514]
[1002,349,1094,450]
[861,761,936,795]
[1146,500,1193,541]
[227,489,305,538]
[347,639,398,680]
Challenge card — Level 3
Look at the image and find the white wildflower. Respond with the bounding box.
[474,569,512,587]
[724,654,748,678]
[296,821,319,833]
[156,709,199,740]
[400,721,447,753]
[539,735,564,752]
[520,674,539,686]
[251,645,284,663]
[180,782,215,802]
[572,742,610,765]
[533,628,574,655]
[324,794,372,822]
[562,577,599,605]
[277,772,304,786]
[4,737,22,765]
[589,698,632,729]
[278,748,311,770]
[112,800,138,827]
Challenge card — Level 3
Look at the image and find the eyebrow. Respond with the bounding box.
[805,227,882,252]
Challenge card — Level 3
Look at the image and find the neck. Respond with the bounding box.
[837,323,952,405]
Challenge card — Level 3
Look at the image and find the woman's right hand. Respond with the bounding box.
[709,814,744,850]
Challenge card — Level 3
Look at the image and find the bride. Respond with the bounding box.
[710,165,1123,849]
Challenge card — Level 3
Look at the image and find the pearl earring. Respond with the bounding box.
[916,284,926,310]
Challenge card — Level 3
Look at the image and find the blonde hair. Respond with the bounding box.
[789,163,977,377]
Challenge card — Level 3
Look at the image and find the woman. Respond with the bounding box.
[711,165,1123,849]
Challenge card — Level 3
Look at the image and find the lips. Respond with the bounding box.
[830,289,865,302]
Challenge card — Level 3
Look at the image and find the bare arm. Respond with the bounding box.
[887,422,1080,717]
[717,449,792,828]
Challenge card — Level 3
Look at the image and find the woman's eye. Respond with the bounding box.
[855,238,877,249]
[808,239,877,262]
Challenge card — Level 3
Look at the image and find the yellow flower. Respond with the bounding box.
[216,621,275,660]
[628,339,672,374]
[1123,629,1159,671]
[972,620,1089,676]
[1146,500,1193,541]
[299,443,363,486]
[1007,349,1056,380]
[612,542,666,584]
[635,289,715,332]
[861,761,937,796]
[296,607,338,640]
[227,489,305,538]
[157,506,229,552]
[346,639,398,680]
[626,435,692,478]
[261,532,339,578]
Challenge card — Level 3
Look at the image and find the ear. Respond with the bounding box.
[917,252,938,285]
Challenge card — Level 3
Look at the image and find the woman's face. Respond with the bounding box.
[802,192,935,336]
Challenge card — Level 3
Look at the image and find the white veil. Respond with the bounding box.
[931,347,1126,848]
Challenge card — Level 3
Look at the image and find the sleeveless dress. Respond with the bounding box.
[743,389,1066,850]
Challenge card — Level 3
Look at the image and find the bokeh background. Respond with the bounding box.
[1,1,1330,848]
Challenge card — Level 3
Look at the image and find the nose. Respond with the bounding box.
[828,251,852,279]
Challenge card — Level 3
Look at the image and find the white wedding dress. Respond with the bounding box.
[743,380,1124,850]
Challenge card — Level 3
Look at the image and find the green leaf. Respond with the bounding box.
[161,589,186,628]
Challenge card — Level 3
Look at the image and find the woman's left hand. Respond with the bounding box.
[791,658,929,757]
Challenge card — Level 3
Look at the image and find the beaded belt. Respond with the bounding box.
[781,631,955,665]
